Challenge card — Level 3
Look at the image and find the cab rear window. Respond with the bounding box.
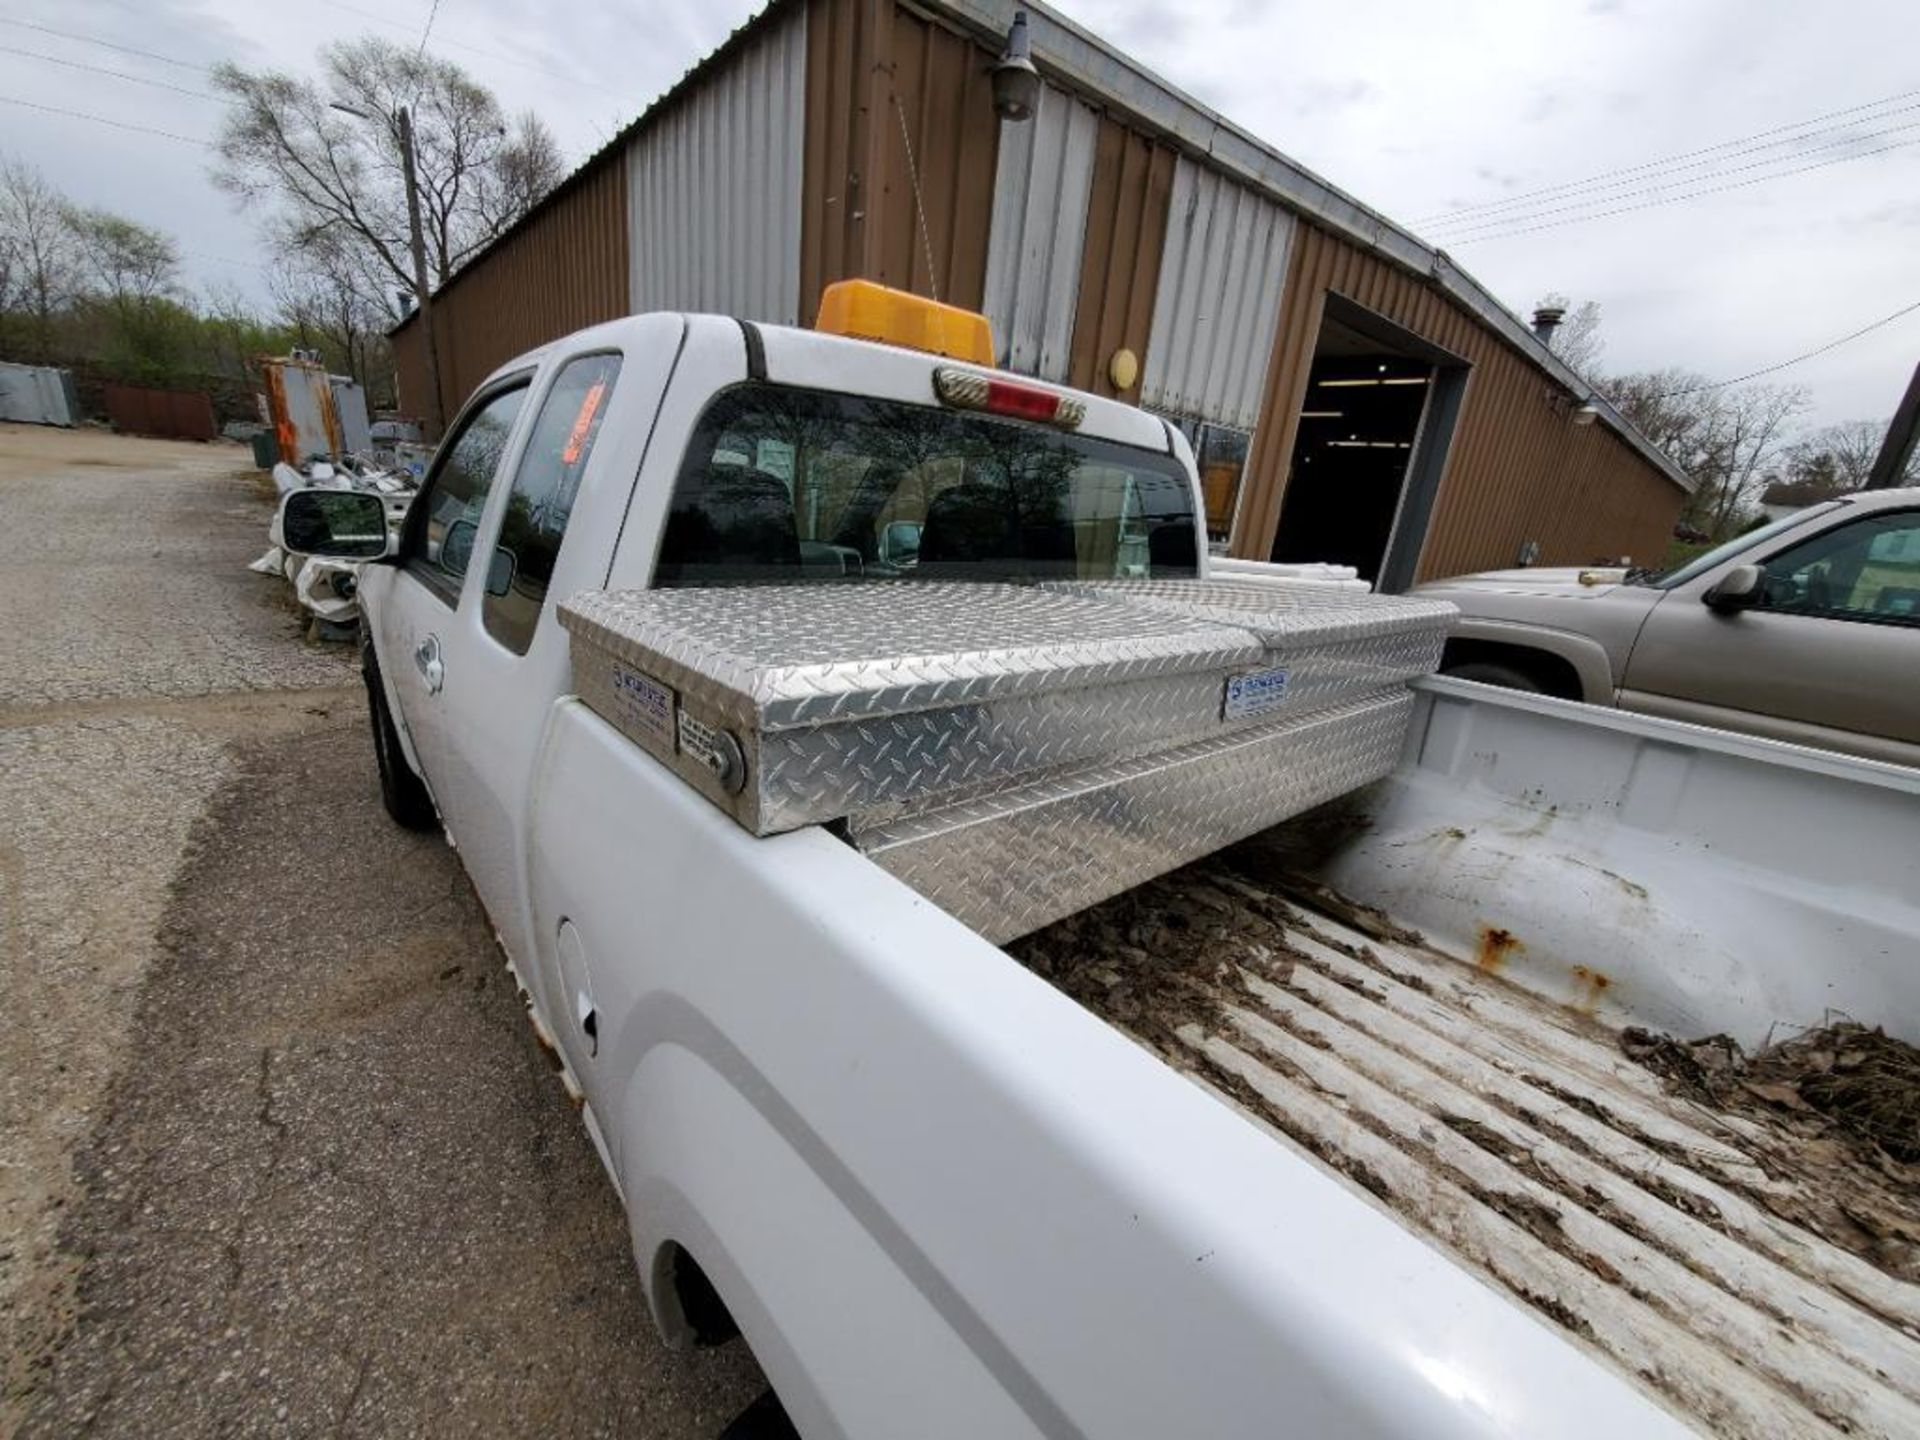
[651,383,1199,587]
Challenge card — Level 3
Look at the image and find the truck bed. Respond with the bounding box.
[1011,850,1920,1440]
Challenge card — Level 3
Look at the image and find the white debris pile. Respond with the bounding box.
[251,455,418,635]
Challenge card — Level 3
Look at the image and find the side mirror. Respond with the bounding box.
[1704,562,1766,614]
[442,516,479,575]
[441,517,516,596]
[485,545,515,597]
[880,519,922,567]
[281,489,389,560]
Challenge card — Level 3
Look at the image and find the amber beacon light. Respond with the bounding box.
[814,280,996,366]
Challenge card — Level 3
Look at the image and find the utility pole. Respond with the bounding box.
[1864,361,1920,490]
[330,101,444,439]
[395,106,444,441]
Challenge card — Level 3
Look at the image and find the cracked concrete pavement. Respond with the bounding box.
[1,423,761,1436]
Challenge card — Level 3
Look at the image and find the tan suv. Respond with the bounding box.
[1414,487,1920,766]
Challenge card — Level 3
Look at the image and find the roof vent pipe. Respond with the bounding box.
[1531,305,1566,346]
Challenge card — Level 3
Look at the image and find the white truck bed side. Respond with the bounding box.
[524,697,1692,1440]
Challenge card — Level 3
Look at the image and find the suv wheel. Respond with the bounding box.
[1443,660,1545,693]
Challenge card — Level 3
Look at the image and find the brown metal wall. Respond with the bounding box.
[393,158,629,424]
[800,0,997,320]
[103,383,217,441]
[1235,223,1684,581]
[1066,117,1176,400]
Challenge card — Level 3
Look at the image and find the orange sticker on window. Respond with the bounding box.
[561,380,607,465]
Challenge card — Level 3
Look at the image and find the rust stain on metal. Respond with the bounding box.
[1570,964,1614,1014]
[102,382,218,442]
[1477,924,1522,974]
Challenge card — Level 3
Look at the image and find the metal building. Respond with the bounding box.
[393,0,1692,587]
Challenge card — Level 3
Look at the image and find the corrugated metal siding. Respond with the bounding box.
[102,384,217,441]
[0,362,77,426]
[1235,221,1684,580]
[1067,117,1175,400]
[981,82,1099,379]
[801,0,997,316]
[1140,158,1293,430]
[628,5,806,323]
[394,158,629,424]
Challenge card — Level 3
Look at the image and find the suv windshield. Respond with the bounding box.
[1647,503,1841,588]
[652,383,1199,587]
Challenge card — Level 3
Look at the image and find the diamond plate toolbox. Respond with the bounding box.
[1045,578,1454,713]
[560,579,1452,851]
[854,690,1414,944]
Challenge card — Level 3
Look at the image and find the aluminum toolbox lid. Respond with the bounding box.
[558,582,1267,731]
[1042,578,1456,645]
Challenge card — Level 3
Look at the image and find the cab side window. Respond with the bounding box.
[1762,510,1920,623]
[406,384,530,604]
[483,353,623,654]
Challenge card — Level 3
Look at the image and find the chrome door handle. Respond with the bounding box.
[413,635,444,694]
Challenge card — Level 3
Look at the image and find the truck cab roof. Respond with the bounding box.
[472,311,1182,460]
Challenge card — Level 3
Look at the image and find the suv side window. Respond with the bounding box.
[1762,510,1920,624]
[483,353,623,654]
[405,383,530,604]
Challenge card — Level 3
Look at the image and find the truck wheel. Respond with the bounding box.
[1443,660,1544,693]
[720,1390,800,1440]
[364,664,437,831]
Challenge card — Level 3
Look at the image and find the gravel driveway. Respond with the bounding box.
[1,423,761,1436]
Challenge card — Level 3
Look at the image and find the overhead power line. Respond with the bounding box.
[1428,120,1920,243]
[0,17,207,73]
[1414,86,1920,225]
[1654,299,1920,398]
[0,93,211,146]
[0,43,219,100]
[316,0,629,99]
[417,0,444,58]
[1423,103,1920,238]
[1439,138,1916,246]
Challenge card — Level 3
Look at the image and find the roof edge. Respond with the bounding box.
[388,0,803,341]
[928,0,1691,493]
[394,0,1691,496]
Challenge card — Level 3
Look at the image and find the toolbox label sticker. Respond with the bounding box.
[1223,665,1291,720]
[609,664,675,745]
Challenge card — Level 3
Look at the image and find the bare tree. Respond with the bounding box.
[0,156,81,361]
[269,227,393,401]
[1696,383,1808,538]
[1534,291,1604,380]
[1603,370,1807,538]
[1782,418,1913,492]
[209,38,563,321]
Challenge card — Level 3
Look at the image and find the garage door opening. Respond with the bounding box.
[1269,298,1466,589]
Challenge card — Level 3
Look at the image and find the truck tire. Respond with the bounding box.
[1443,660,1545,694]
[719,1391,800,1440]
[364,660,438,831]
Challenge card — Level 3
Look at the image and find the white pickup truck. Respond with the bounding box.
[282,288,1920,1440]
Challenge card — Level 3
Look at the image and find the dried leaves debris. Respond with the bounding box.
[1622,1022,1920,1279]
[1623,1023,1920,1164]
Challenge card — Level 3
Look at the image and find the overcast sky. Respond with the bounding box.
[4,0,1916,428]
